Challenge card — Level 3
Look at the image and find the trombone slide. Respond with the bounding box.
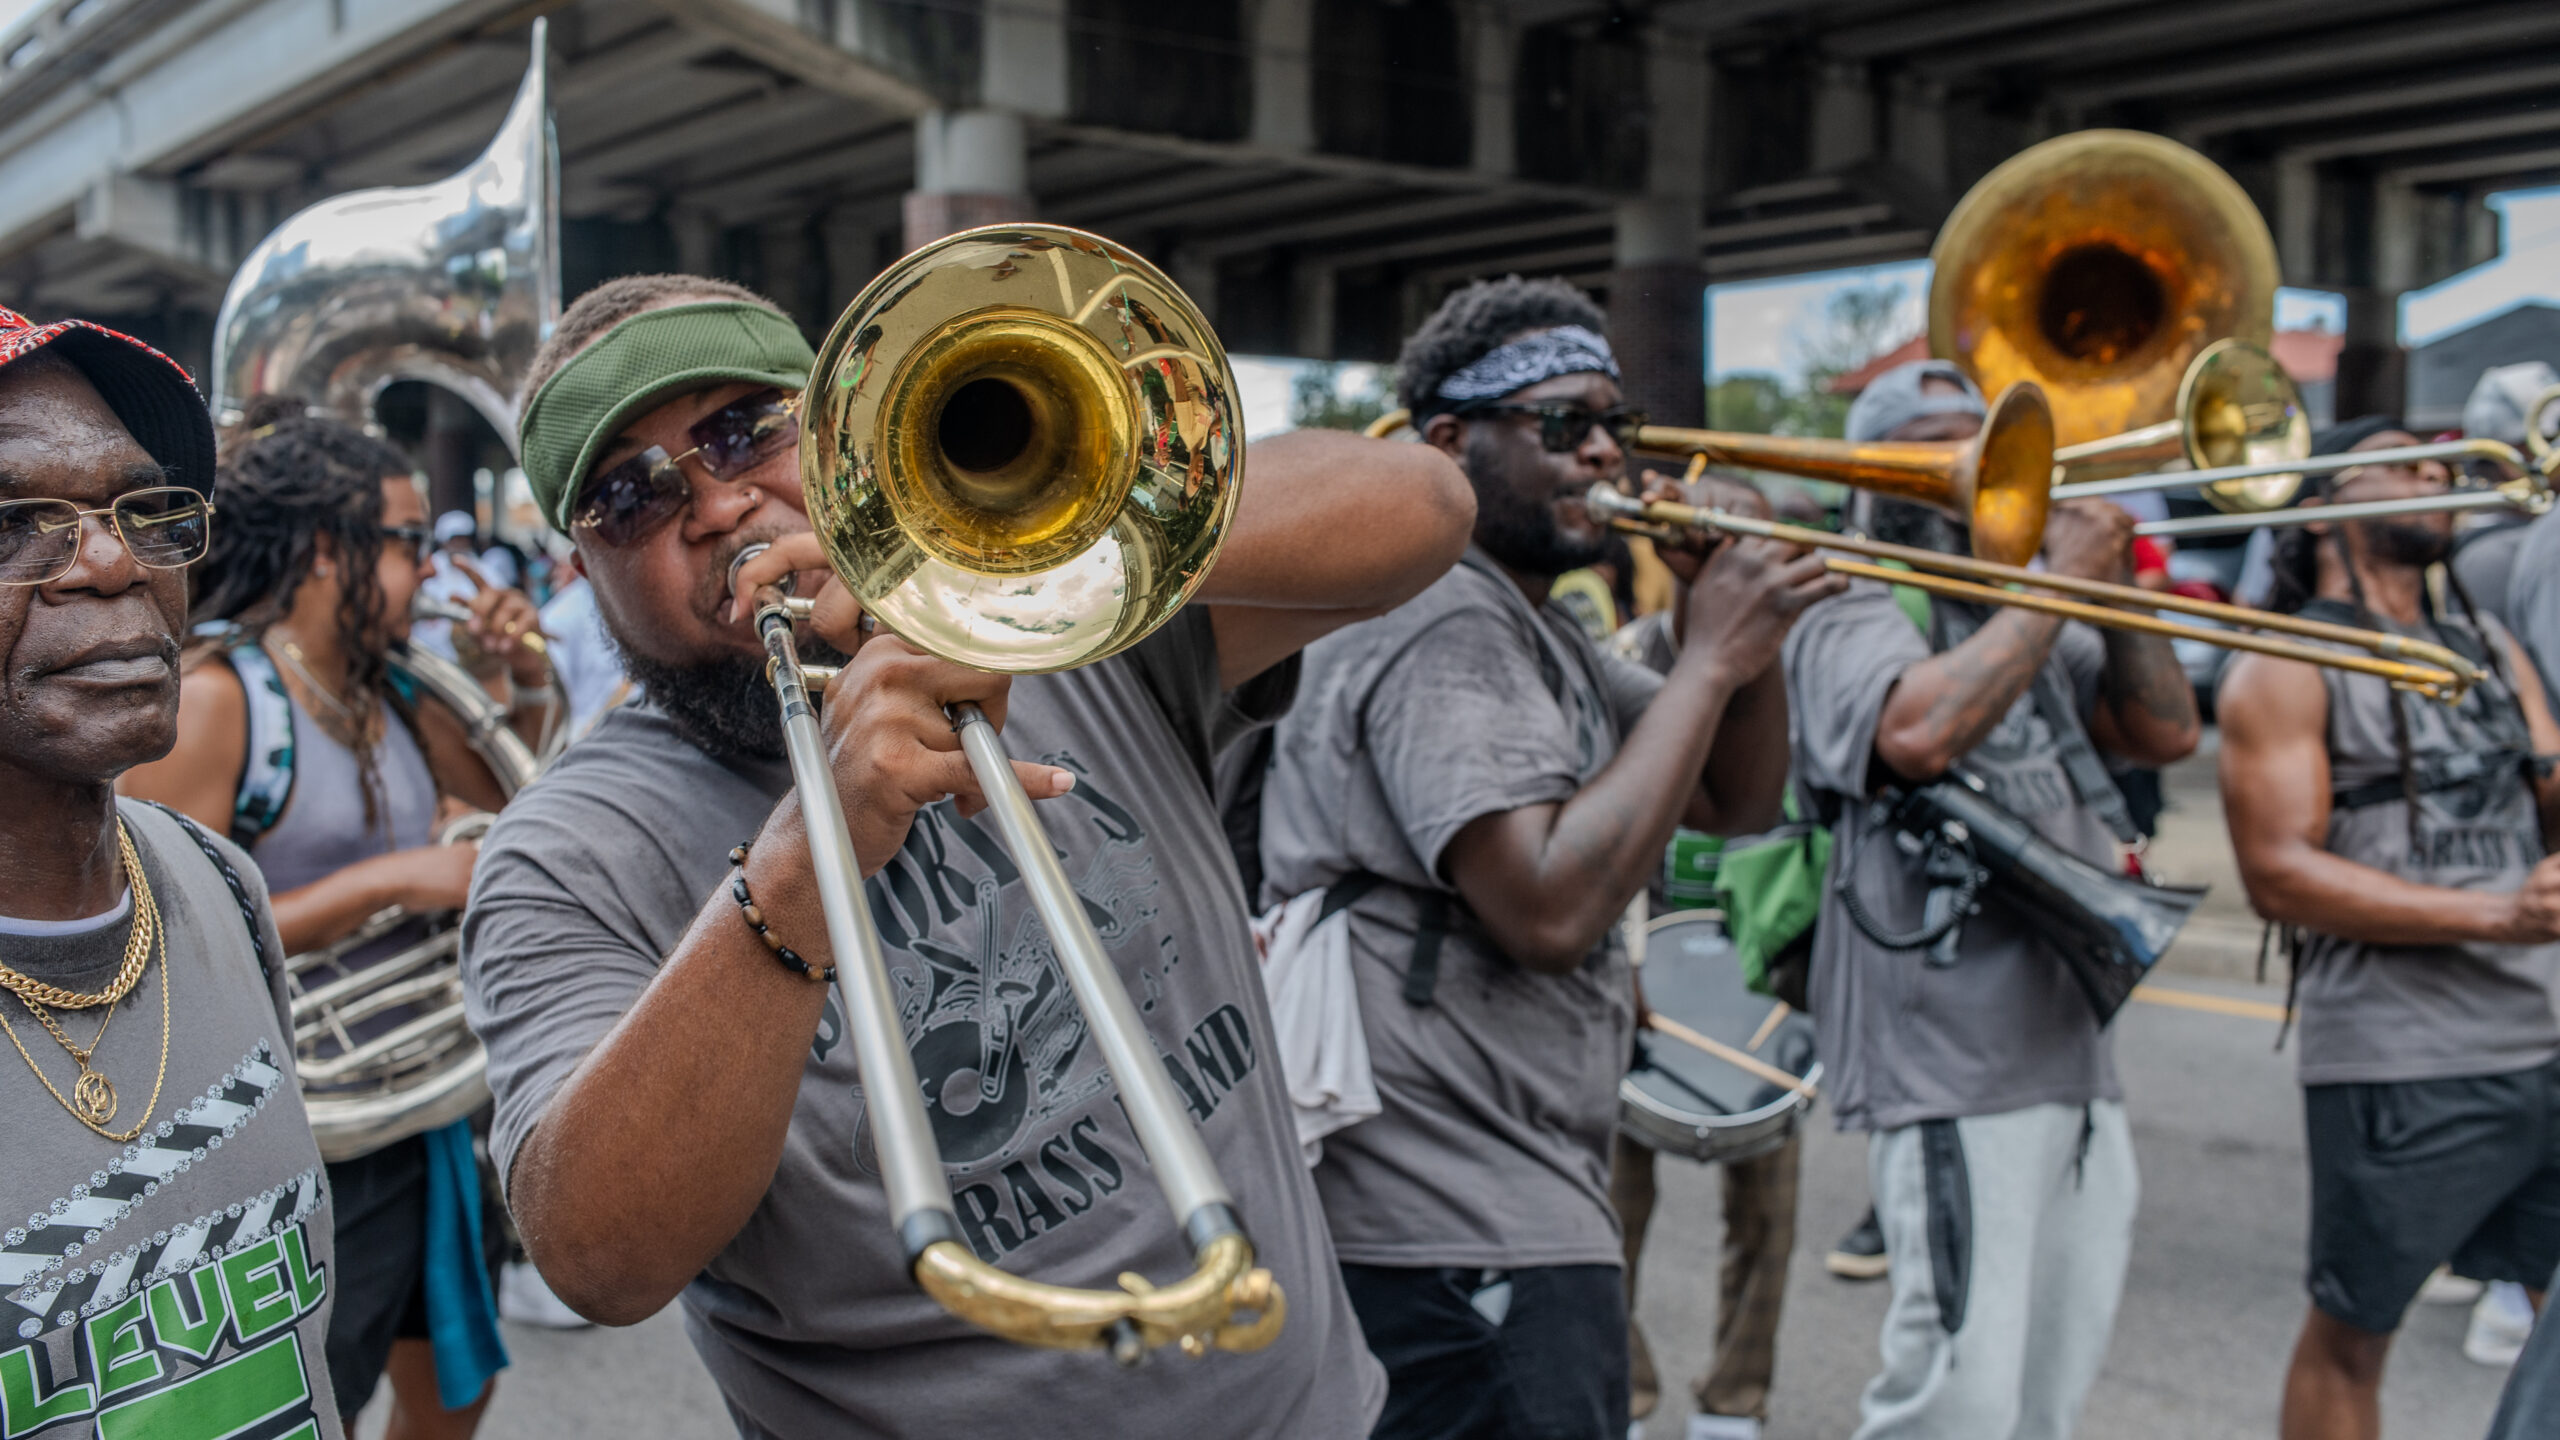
[2135,482,2550,541]
[2053,437,2539,503]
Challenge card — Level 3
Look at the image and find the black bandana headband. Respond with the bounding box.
[1423,324,1620,418]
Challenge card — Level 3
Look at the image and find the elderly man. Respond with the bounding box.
[0,309,343,1437]
[1255,277,1841,1440]
[460,273,1474,1438]
[2217,421,2560,1440]
[1784,359,2199,1440]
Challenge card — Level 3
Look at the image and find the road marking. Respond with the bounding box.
[2134,985,2291,1023]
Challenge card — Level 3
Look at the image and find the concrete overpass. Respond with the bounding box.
[0,0,2551,432]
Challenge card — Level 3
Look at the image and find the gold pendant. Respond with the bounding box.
[72,1068,116,1127]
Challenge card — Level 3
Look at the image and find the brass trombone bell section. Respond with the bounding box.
[1583,486,2481,705]
[2066,437,2559,541]
[1931,130,2279,452]
[1625,381,2057,568]
[742,224,1279,1366]
[2050,340,2312,511]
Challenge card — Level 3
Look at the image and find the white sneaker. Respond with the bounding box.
[498,1259,592,1330]
[1687,1415,1761,1440]
[2420,1264,2485,1305]
[2464,1281,2535,1367]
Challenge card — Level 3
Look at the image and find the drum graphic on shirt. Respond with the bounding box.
[1621,912,1820,1164]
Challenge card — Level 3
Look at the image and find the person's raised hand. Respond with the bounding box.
[2500,853,2560,944]
[1641,471,1768,587]
[1675,530,1847,686]
[452,561,550,689]
[2041,499,2138,586]
[724,531,869,651]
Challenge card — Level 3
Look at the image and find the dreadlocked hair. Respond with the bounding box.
[195,395,418,830]
[2264,524,2323,616]
[1396,275,1606,413]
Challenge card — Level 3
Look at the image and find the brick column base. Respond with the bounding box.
[1609,261,1706,429]
[902,192,1036,253]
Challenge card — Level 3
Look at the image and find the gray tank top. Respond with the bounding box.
[252,684,439,991]
[2295,602,2560,1085]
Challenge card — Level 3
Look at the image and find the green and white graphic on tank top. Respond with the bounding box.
[1,801,340,1440]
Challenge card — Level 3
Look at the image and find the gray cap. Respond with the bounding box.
[2462,361,2560,447]
[1844,358,1985,443]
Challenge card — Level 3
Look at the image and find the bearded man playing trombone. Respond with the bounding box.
[457,272,1474,1437]
[1783,360,2199,1440]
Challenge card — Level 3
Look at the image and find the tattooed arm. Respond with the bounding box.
[1874,500,2193,780]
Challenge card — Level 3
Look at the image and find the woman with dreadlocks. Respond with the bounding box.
[2216,418,2560,1440]
[121,398,548,1439]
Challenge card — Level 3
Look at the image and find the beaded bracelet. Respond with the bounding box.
[727,843,837,984]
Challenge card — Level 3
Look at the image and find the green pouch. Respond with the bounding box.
[1714,803,1834,996]
[1661,828,1726,910]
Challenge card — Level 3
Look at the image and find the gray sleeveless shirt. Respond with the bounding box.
[2295,603,2560,1085]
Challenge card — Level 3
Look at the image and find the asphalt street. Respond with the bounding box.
[363,741,2528,1438]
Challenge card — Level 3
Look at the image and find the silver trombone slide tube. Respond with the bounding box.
[2136,483,2549,540]
[744,565,960,1261]
[2055,438,2532,502]
[946,702,1237,1235]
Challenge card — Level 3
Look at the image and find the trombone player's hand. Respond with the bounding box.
[1634,469,1766,586]
[729,532,1076,877]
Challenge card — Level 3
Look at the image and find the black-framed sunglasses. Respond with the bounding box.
[1455,402,1646,454]
[570,389,801,548]
[378,523,434,564]
[0,486,215,586]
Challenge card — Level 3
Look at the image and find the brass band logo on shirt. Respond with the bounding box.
[816,751,1261,1263]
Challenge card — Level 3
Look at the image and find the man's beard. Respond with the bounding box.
[1866,497,1967,556]
[605,626,850,762]
[1465,433,1607,577]
[2364,518,2452,567]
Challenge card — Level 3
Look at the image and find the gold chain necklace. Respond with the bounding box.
[0,822,172,1141]
[0,823,153,1009]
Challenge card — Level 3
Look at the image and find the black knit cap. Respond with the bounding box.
[0,307,218,494]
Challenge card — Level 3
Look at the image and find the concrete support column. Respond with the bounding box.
[1251,0,1314,151]
[1811,61,1874,173]
[1291,259,1336,359]
[671,206,720,277]
[2337,178,2415,420]
[1612,198,1705,428]
[905,108,1034,251]
[425,386,480,526]
[2273,153,2317,284]
[985,0,1067,118]
[1465,5,1517,178]
[1888,75,1949,201]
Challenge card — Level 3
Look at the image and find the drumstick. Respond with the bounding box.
[1644,1013,1818,1100]
[1745,1002,1792,1054]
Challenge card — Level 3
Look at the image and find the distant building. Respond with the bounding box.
[1826,335,1930,395]
[2407,303,2560,433]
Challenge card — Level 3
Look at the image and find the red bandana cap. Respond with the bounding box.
[0,307,217,494]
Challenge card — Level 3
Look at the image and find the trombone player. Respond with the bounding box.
[2214,422,2560,1440]
[1783,361,2199,1440]
[456,272,1473,1436]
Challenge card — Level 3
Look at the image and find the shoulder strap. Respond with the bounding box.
[1454,550,1569,705]
[196,623,297,847]
[1935,600,2141,845]
[135,801,276,983]
[1317,869,1451,1008]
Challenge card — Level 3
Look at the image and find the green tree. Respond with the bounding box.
[1289,361,1391,432]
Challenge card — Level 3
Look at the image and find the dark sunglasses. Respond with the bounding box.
[570,389,801,548]
[1457,402,1646,454]
[378,523,434,563]
[0,486,215,585]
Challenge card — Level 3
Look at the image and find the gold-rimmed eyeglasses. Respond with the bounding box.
[0,486,216,585]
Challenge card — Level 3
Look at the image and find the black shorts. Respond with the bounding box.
[321,1133,508,1417]
[1341,1262,1627,1440]
[2304,1056,2560,1334]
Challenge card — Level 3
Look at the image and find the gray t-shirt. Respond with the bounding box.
[461,611,1382,1439]
[2504,508,2560,721]
[1259,551,1657,1269]
[2294,605,2560,1085]
[1785,582,2122,1133]
[2,800,340,1440]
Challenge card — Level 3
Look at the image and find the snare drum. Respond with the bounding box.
[1619,910,1820,1164]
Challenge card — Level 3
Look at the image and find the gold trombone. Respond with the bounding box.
[1584,485,2481,703]
[740,225,1282,1366]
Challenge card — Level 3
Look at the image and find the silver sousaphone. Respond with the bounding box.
[207,22,560,1161]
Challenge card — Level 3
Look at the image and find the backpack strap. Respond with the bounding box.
[192,622,297,847]
[1312,869,1449,1008]
[136,801,276,984]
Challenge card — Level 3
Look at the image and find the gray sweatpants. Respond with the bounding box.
[1852,1100,2138,1440]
